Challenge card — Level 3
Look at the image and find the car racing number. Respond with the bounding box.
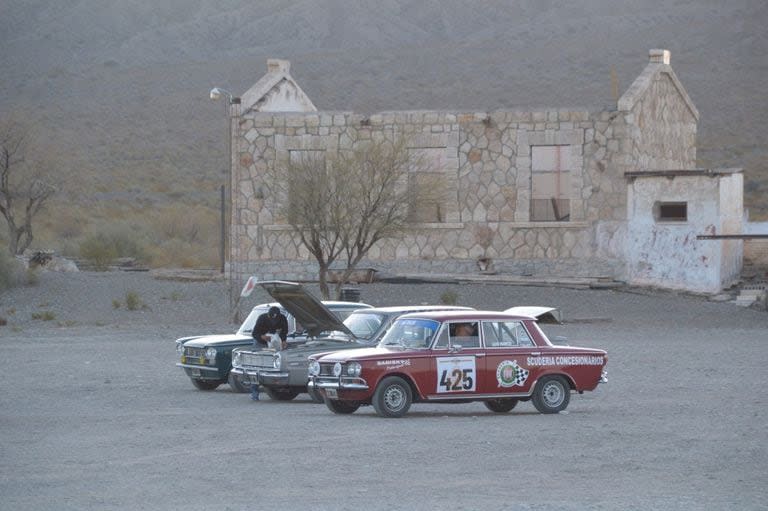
[436,356,476,393]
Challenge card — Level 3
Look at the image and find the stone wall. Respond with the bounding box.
[226,49,736,296]
[229,108,636,286]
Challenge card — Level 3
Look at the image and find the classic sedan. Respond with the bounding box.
[230,280,474,401]
[308,310,607,418]
[175,300,370,392]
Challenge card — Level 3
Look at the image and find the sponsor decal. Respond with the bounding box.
[527,355,604,366]
[377,359,412,369]
[496,360,529,388]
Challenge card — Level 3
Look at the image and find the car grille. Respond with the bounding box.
[240,352,274,370]
[184,347,206,358]
[318,363,338,377]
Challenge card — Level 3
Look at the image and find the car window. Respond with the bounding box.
[483,321,534,347]
[380,318,439,348]
[237,307,269,335]
[332,308,361,321]
[433,325,450,349]
[343,312,385,340]
[449,321,480,348]
[515,322,534,346]
[237,307,297,336]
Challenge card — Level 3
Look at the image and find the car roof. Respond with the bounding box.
[396,310,536,322]
[349,305,474,314]
[250,301,372,312]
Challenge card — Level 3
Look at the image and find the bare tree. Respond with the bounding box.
[272,135,440,299]
[0,120,57,255]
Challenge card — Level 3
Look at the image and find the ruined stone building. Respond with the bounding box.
[223,50,743,295]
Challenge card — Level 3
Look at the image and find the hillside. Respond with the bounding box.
[1,0,766,264]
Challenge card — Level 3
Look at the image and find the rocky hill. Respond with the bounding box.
[1,0,766,263]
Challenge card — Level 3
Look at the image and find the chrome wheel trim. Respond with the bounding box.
[543,380,565,408]
[383,384,406,411]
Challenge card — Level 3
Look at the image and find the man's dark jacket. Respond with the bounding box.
[252,313,289,346]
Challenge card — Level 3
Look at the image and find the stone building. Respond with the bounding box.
[224,50,743,295]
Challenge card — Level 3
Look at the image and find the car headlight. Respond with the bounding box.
[232,351,242,368]
[308,360,320,376]
[346,362,361,377]
[176,342,184,354]
[333,362,342,377]
[273,352,282,370]
[205,347,217,363]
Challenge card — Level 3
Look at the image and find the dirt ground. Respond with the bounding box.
[1,272,766,510]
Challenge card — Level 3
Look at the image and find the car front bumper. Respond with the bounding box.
[176,363,221,378]
[308,377,369,391]
[230,367,290,386]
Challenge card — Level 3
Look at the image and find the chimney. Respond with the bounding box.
[649,49,671,65]
[267,59,291,74]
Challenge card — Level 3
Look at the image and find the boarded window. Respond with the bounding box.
[655,201,687,222]
[531,145,571,221]
[407,148,452,223]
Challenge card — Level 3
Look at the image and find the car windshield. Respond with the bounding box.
[342,312,386,340]
[236,307,270,336]
[379,318,440,349]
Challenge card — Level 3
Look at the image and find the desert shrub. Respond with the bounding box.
[112,299,121,309]
[31,311,56,321]
[125,291,142,311]
[155,208,204,243]
[440,289,459,305]
[145,238,218,269]
[0,250,27,290]
[79,236,118,270]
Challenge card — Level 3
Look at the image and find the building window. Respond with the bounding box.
[407,147,452,223]
[531,145,571,221]
[655,201,687,222]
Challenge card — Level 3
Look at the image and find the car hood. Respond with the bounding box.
[315,346,405,362]
[504,306,562,324]
[181,334,251,348]
[259,280,353,338]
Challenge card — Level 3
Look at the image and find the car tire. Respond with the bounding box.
[264,387,300,401]
[227,372,249,393]
[307,386,325,404]
[372,376,412,418]
[324,399,360,414]
[484,398,518,413]
[532,375,570,414]
[191,378,220,391]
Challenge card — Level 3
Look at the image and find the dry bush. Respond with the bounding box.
[0,249,26,290]
[79,235,118,270]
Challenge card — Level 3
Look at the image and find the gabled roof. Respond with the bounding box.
[240,59,317,114]
[618,49,699,121]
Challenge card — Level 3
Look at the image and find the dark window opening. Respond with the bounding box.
[656,202,687,222]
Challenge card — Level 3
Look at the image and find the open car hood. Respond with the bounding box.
[504,306,562,324]
[259,280,354,338]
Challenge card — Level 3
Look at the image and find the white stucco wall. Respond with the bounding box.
[718,173,744,286]
[626,174,732,293]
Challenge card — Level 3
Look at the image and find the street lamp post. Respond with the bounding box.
[209,87,240,321]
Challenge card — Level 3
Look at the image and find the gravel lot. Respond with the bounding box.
[1,271,767,510]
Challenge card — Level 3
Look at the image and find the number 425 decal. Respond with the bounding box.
[436,357,476,392]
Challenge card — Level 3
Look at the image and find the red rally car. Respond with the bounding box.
[308,310,607,418]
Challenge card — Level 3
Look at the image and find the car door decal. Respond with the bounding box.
[436,356,476,392]
[495,359,529,388]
